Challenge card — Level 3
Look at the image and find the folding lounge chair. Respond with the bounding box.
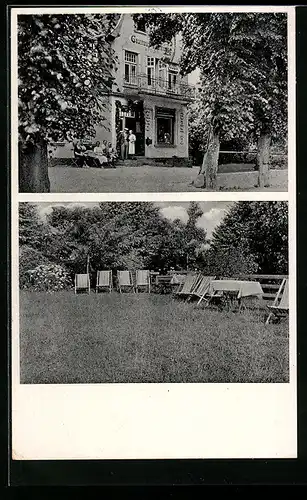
[187,276,216,305]
[96,270,112,293]
[135,270,151,293]
[117,270,135,293]
[265,278,289,325]
[75,273,90,294]
[175,273,201,297]
[170,273,186,293]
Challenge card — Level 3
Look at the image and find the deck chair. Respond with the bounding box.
[175,273,201,297]
[135,270,151,293]
[117,270,135,293]
[265,278,289,324]
[96,270,112,293]
[75,273,90,294]
[187,276,216,305]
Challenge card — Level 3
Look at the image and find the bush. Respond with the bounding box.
[203,246,258,278]
[270,155,287,170]
[19,246,50,287]
[21,263,73,292]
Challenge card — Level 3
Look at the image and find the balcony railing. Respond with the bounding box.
[123,74,196,100]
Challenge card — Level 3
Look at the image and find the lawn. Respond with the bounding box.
[19,291,289,384]
[48,165,287,193]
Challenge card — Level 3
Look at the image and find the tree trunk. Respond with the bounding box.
[19,139,50,193]
[257,132,271,188]
[200,132,220,190]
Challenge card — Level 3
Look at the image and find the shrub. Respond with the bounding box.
[21,263,73,292]
[203,246,259,278]
[19,245,50,287]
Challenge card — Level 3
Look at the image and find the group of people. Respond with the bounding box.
[73,128,137,168]
[73,139,118,169]
[117,128,136,160]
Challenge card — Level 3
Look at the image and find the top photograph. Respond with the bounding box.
[16,9,289,193]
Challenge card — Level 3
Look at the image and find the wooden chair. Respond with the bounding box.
[135,270,151,293]
[187,276,216,305]
[96,270,112,293]
[75,273,90,294]
[175,273,201,298]
[117,270,135,293]
[265,278,289,324]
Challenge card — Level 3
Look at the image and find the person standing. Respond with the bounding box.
[118,128,129,160]
[128,130,136,158]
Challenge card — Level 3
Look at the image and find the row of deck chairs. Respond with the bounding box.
[74,270,151,294]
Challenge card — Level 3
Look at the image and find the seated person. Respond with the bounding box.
[73,139,89,168]
[107,142,117,168]
[93,140,109,167]
[82,143,100,168]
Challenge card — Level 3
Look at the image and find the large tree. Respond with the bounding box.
[133,12,287,189]
[207,201,288,274]
[18,14,118,192]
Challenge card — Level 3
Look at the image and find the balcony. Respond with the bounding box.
[123,74,196,101]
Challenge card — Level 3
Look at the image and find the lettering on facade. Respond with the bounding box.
[130,35,172,55]
[144,107,153,136]
[179,111,185,146]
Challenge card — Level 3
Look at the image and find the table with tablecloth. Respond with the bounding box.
[207,280,263,310]
[170,274,187,285]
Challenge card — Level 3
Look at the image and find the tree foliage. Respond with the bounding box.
[19,202,208,279]
[18,14,118,147]
[134,12,287,140]
[207,201,288,274]
[19,202,288,283]
[19,202,46,247]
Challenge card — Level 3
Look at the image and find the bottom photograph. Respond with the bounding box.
[18,201,289,384]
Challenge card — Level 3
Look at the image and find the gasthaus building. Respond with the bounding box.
[50,14,195,167]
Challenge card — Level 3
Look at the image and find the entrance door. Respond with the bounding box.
[124,107,145,156]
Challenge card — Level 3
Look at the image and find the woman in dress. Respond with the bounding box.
[93,140,108,167]
[128,130,136,158]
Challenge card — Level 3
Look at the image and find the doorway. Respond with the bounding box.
[124,103,145,156]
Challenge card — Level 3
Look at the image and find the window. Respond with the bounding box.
[124,51,138,85]
[168,70,178,91]
[156,107,175,145]
[146,57,155,86]
[157,60,167,89]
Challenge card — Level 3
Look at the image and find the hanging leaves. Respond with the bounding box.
[18,14,119,147]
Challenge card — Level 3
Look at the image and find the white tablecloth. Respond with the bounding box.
[209,280,263,299]
[170,274,187,285]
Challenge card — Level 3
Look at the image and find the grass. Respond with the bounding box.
[19,291,289,384]
[48,165,287,193]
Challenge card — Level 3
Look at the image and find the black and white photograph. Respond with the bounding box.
[17,10,289,193]
[19,200,289,384]
[10,5,296,464]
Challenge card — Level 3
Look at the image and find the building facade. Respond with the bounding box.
[51,14,195,166]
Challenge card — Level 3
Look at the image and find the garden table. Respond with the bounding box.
[154,275,174,294]
[207,280,263,311]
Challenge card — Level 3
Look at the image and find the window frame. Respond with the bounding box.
[155,107,176,147]
[146,56,155,86]
[124,50,138,85]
